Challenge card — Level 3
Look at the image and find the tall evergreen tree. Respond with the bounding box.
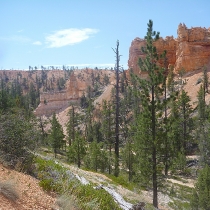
[68,131,86,168]
[177,89,193,154]
[133,20,165,208]
[66,105,77,146]
[100,100,114,174]
[48,113,65,158]
[197,85,210,165]
[191,165,210,209]
[0,109,41,168]
[112,40,121,177]
[203,66,209,94]
[84,140,108,172]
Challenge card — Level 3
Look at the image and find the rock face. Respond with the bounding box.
[34,72,82,116]
[175,23,210,73]
[128,24,210,75]
[128,38,146,76]
[34,69,115,116]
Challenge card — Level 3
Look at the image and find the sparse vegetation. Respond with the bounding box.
[0,180,19,202]
[33,157,121,210]
[1,19,210,209]
[56,194,79,210]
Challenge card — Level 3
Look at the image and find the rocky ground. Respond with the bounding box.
[0,163,58,210]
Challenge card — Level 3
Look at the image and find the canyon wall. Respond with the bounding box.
[128,24,210,75]
[34,72,82,116]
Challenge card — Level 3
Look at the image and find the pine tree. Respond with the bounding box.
[84,140,108,172]
[112,40,121,177]
[197,85,210,165]
[48,113,65,158]
[68,131,86,168]
[0,109,41,168]
[133,20,165,208]
[38,116,48,145]
[191,165,210,209]
[66,105,77,146]
[177,90,193,154]
[84,99,94,142]
[100,100,114,174]
[203,66,208,94]
[122,138,135,181]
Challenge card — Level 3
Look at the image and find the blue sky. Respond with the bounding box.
[0,0,209,70]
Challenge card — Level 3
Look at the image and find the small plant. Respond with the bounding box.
[196,77,202,85]
[0,180,19,202]
[56,194,78,210]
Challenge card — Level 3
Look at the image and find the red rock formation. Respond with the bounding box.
[34,72,81,116]
[128,36,176,77]
[175,23,210,73]
[128,24,210,75]
[34,69,114,116]
[127,38,146,76]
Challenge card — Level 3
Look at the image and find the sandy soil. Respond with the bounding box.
[0,164,57,210]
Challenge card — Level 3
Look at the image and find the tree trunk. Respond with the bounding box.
[152,85,158,208]
[114,40,120,177]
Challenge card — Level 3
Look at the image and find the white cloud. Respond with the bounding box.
[33,41,42,45]
[45,28,99,48]
[0,35,30,42]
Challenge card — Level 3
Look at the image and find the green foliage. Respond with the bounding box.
[57,77,66,90]
[106,173,136,191]
[170,150,187,175]
[72,183,120,210]
[39,178,56,191]
[48,113,65,158]
[191,165,210,209]
[35,158,66,193]
[121,140,135,181]
[102,73,110,86]
[203,66,209,93]
[84,140,108,172]
[33,157,121,210]
[196,84,210,165]
[66,105,81,146]
[68,131,86,168]
[0,109,40,169]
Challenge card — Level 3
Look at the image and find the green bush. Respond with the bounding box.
[33,157,121,210]
[0,110,40,170]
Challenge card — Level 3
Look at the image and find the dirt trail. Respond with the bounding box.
[166,178,195,188]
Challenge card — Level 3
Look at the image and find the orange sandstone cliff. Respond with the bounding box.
[34,72,87,116]
[128,24,210,75]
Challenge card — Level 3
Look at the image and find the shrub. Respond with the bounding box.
[0,110,41,170]
[33,157,121,210]
[56,194,78,210]
[0,180,19,202]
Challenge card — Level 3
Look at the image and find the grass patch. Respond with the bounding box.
[171,175,189,183]
[106,173,136,191]
[168,199,191,210]
[164,181,193,209]
[32,157,121,210]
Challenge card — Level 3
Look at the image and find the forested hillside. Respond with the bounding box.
[1,20,210,210]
